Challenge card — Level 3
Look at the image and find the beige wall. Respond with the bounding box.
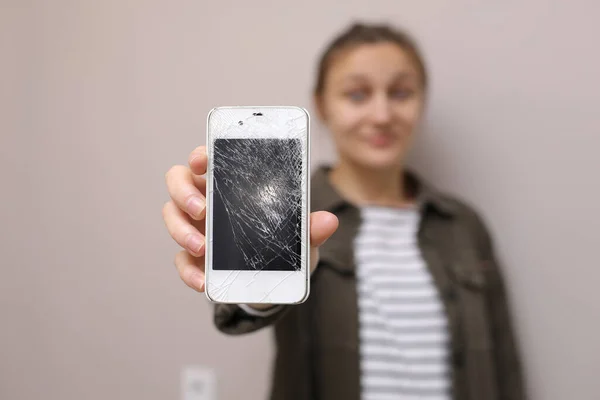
[2,0,599,399]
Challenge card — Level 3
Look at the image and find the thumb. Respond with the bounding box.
[310,211,339,248]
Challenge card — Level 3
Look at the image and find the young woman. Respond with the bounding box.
[163,23,525,400]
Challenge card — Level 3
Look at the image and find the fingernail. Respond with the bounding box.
[186,234,204,254]
[187,196,205,218]
[191,272,205,291]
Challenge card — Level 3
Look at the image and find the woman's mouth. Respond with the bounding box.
[367,133,396,148]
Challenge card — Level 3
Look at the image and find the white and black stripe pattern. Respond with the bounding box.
[355,206,451,400]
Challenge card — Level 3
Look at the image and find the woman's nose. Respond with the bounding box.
[369,95,392,125]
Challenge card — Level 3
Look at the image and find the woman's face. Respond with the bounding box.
[316,42,425,171]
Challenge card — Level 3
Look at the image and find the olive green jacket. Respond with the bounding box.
[213,167,526,400]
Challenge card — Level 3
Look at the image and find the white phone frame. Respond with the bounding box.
[204,106,310,304]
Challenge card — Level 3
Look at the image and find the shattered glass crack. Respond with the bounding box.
[213,138,302,271]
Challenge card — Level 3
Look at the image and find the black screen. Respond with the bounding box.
[212,139,302,271]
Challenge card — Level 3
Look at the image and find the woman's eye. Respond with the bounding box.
[390,88,414,100]
[345,90,368,103]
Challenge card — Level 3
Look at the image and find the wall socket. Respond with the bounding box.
[181,366,217,400]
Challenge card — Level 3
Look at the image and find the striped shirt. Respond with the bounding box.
[355,206,451,400]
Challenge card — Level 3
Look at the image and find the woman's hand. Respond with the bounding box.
[163,145,339,294]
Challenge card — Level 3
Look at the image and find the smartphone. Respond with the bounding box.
[205,106,310,304]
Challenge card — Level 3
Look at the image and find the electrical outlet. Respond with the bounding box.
[181,366,217,400]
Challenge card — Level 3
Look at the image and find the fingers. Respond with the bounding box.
[188,147,207,191]
[310,211,339,248]
[174,250,205,292]
[188,146,207,176]
[165,165,206,221]
[162,200,206,257]
[166,147,208,293]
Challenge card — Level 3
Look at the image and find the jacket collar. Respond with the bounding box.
[311,165,459,217]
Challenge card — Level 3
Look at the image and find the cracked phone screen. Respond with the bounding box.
[213,138,302,271]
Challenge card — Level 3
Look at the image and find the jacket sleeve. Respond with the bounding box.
[471,212,528,400]
[213,303,290,335]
